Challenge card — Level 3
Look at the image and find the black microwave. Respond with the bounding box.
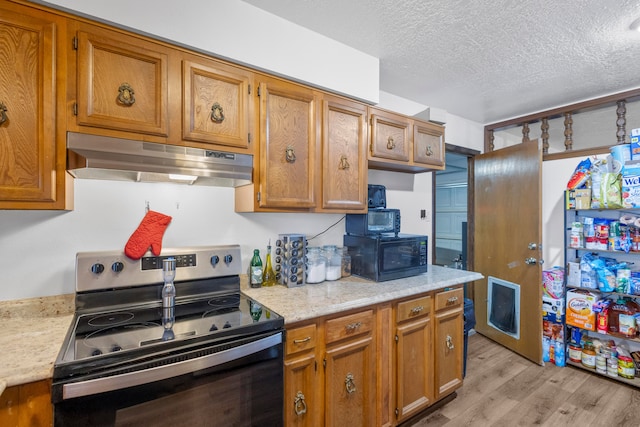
[345,209,401,236]
[343,233,428,282]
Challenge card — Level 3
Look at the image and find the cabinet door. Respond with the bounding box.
[370,109,410,162]
[0,5,64,208]
[324,336,376,427]
[434,307,463,399]
[321,96,367,212]
[396,316,434,421]
[413,121,445,169]
[258,78,317,208]
[182,57,252,149]
[75,26,169,136]
[0,379,52,427]
[285,353,318,427]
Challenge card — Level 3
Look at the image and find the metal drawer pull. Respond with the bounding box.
[117,83,135,106]
[345,322,362,332]
[426,145,433,156]
[345,373,357,394]
[0,102,7,125]
[293,336,311,344]
[285,145,296,163]
[410,306,424,315]
[338,154,350,170]
[446,335,454,350]
[210,102,225,123]
[447,296,459,304]
[294,391,307,415]
[387,136,395,149]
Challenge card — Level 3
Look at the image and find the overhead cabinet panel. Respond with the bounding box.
[76,28,169,136]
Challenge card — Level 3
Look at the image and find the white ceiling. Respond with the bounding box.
[242,0,640,125]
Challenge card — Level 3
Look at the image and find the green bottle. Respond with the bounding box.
[250,249,263,288]
[262,241,277,287]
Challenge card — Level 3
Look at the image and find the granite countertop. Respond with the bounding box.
[241,265,483,324]
[0,294,74,394]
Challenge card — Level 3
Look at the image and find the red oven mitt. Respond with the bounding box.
[124,210,172,260]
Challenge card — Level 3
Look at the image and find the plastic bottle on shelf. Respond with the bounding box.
[323,245,342,281]
[262,240,277,287]
[250,249,263,288]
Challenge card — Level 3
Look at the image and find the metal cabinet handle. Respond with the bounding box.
[293,336,311,344]
[117,83,135,106]
[285,145,296,163]
[294,391,307,415]
[426,145,433,156]
[387,136,395,149]
[0,102,7,125]
[345,373,356,394]
[345,322,361,332]
[338,154,350,170]
[446,335,454,350]
[210,102,225,123]
[410,305,424,315]
[447,296,459,304]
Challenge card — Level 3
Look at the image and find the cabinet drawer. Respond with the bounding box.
[397,295,432,322]
[286,324,317,356]
[435,288,463,311]
[326,310,374,344]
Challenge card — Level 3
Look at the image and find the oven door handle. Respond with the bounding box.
[62,332,282,400]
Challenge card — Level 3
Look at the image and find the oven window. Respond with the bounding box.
[54,344,283,427]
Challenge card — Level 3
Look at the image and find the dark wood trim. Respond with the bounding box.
[485,87,640,131]
[543,146,610,161]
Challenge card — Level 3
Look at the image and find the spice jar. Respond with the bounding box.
[306,247,326,284]
[340,247,351,278]
[323,245,342,281]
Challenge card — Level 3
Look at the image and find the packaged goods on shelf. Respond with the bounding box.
[543,295,565,323]
[567,262,581,287]
[542,319,565,366]
[631,128,640,160]
[543,267,564,299]
[565,188,591,210]
[622,161,640,208]
[566,289,601,331]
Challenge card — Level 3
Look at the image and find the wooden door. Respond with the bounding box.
[324,336,376,427]
[284,353,318,427]
[473,139,543,364]
[76,26,169,136]
[395,314,433,421]
[369,109,410,162]
[321,96,367,212]
[413,121,445,169]
[258,78,317,209]
[182,57,252,150]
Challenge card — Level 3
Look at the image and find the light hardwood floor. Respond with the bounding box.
[407,332,640,426]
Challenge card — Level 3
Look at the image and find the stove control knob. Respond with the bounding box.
[91,263,105,275]
[111,345,122,352]
[223,321,232,329]
[111,262,124,273]
[91,349,102,356]
[224,254,233,265]
[210,255,220,267]
[209,324,218,331]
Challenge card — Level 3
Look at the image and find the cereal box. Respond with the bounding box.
[566,289,601,331]
[621,161,640,208]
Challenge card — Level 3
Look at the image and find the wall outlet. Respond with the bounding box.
[420,209,426,219]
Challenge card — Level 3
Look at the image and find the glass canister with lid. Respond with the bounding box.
[323,245,342,281]
[340,246,351,278]
[306,247,326,284]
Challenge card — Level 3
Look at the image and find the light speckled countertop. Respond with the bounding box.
[0,294,74,394]
[241,265,483,324]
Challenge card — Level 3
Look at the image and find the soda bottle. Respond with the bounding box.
[262,240,277,286]
[250,249,263,288]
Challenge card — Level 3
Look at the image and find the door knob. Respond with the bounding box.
[528,243,537,250]
[525,257,539,265]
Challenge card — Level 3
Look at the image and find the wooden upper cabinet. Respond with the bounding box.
[257,78,318,209]
[182,56,253,150]
[0,3,70,209]
[413,120,445,169]
[370,108,411,162]
[74,25,169,137]
[320,96,367,212]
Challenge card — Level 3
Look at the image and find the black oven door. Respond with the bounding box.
[53,331,283,427]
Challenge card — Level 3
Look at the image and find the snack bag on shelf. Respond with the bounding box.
[567,158,592,190]
[600,172,622,209]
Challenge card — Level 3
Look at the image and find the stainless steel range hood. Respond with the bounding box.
[67,132,253,187]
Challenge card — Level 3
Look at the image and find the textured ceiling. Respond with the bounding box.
[242,0,640,124]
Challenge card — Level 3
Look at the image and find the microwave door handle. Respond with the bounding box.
[61,332,282,400]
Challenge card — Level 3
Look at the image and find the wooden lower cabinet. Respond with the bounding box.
[434,288,464,399]
[284,288,464,426]
[0,379,52,427]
